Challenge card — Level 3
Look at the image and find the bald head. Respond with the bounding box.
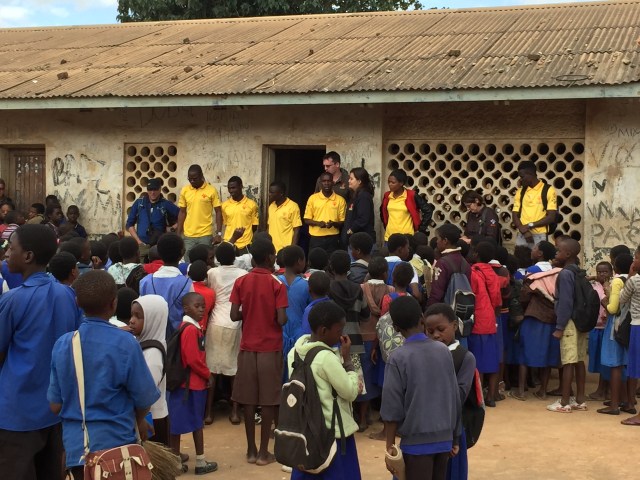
[563,238,581,257]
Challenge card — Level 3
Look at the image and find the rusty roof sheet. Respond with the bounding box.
[0,1,638,99]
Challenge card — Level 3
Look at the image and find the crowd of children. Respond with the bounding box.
[2,186,640,480]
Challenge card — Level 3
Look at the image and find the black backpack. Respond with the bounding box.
[614,277,632,347]
[165,324,191,392]
[565,264,600,333]
[519,181,561,234]
[274,346,345,473]
[451,344,485,448]
[140,339,166,377]
[441,256,475,337]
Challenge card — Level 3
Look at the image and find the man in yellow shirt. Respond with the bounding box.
[267,181,302,253]
[176,164,222,257]
[304,172,347,255]
[221,176,259,255]
[512,161,558,246]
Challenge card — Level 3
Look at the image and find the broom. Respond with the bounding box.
[142,441,182,480]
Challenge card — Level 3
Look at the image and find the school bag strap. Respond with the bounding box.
[140,339,167,379]
[72,331,91,461]
[151,275,190,309]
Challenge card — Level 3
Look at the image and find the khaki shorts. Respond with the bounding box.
[232,351,283,406]
[560,320,588,365]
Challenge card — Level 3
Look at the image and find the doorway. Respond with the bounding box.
[0,148,46,212]
[262,146,326,252]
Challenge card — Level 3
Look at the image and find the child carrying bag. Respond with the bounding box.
[72,331,154,480]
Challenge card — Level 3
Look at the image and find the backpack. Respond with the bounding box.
[274,346,345,473]
[519,181,561,234]
[565,264,600,333]
[140,339,166,378]
[451,344,485,448]
[165,324,191,392]
[441,256,475,337]
[375,293,405,362]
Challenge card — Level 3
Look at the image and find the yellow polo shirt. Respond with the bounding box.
[513,181,557,235]
[222,196,259,249]
[178,182,221,238]
[384,189,414,241]
[268,198,302,253]
[304,191,346,237]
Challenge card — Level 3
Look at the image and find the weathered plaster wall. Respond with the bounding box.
[584,99,640,268]
[0,104,383,235]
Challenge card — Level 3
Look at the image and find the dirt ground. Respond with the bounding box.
[178,373,639,480]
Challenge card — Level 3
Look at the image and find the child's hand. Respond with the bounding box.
[137,418,154,441]
[449,445,459,457]
[370,347,378,365]
[340,335,351,359]
[552,329,563,339]
[207,374,214,388]
[91,256,103,270]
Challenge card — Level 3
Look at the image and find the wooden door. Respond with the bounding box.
[11,150,46,213]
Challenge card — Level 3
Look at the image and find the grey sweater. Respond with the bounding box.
[620,274,640,326]
[381,335,461,446]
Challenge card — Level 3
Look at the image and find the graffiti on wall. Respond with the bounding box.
[585,124,640,266]
[51,153,121,233]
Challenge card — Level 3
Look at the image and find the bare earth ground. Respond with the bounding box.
[179,373,639,480]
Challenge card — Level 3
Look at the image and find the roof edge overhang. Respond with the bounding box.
[0,84,638,110]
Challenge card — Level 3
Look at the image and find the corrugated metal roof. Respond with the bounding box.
[0,0,638,99]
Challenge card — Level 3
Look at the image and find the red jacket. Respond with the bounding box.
[179,320,210,390]
[381,189,421,230]
[471,263,502,335]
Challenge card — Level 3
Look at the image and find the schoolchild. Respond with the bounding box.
[467,242,502,407]
[65,205,87,238]
[380,262,413,315]
[620,245,640,426]
[168,292,218,474]
[144,245,165,274]
[598,254,634,415]
[385,233,422,303]
[0,225,81,479]
[230,239,288,466]
[109,287,139,328]
[416,244,435,297]
[306,247,329,277]
[129,295,170,446]
[188,260,215,330]
[49,251,80,286]
[288,300,362,480]
[205,242,247,425]
[547,239,588,413]
[279,245,311,371]
[67,237,93,276]
[301,271,332,335]
[108,237,143,287]
[381,296,461,480]
[89,240,108,271]
[358,256,394,432]
[428,224,471,306]
[348,232,374,284]
[588,261,613,401]
[0,210,24,241]
[139,233,193,336]
[424,303,477,480]
[47,270,159,480]
[328,250,369,356]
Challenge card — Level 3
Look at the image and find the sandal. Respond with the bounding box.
[533,391,546,401]
[621,406,638,415]
[596,407,620,415]
[508,390,526,401]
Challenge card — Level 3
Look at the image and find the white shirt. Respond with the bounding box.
[384,255,419,284]
[207,265,248,329]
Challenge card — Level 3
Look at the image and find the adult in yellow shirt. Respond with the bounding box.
[304,172,346,255]
[221,176,259,255]
[176,164,222,257]
[267,181,302,253]
[512,161,558,247]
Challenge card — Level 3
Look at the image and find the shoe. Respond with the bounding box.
[195,461,218,475]
[597,407,620,415]
[569,397,588,411]
[546,399,572,413]
[282,465,293,473]
[254,412,262,425]
[485,399,496,408]
[621,406,638,415]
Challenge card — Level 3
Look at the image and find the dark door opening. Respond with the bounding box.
[264,146,326,253]
[10,149,46,212]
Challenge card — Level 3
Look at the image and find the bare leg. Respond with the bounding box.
[486,372,499,403]
[626,378,638,410]
[561,364,574,406]
[256,406,276,466]
[369,424,386,441]
[193,429,204,456]
[242,404,258,463]
[601,366,622,413]
[229,376,241,424]
[518,365,527,397]
[170,434,181,457]
[357,401,370,431]
[204,375,216,425]
[575,361,586,404]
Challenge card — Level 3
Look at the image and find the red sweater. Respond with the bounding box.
[179,320,210,390]
[470,263,502,335]
[381,189,421,230]
[193,282,215,331]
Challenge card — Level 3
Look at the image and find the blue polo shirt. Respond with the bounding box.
[0,271,82,431]
[48,318,160,467]
[125,196,179,244]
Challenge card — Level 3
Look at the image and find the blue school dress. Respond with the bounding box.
[627,325,640,379]
[588,328,611,380]
[291,436,361,480]
[601,314,628,368]
[467,334,499,374]
[518,316,560,367]
[446,428,468,480]
[280,275,311,379]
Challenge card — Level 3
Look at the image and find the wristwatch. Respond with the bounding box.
[527,222,535,228]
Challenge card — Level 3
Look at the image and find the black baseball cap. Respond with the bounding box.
[147,178,162,190]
